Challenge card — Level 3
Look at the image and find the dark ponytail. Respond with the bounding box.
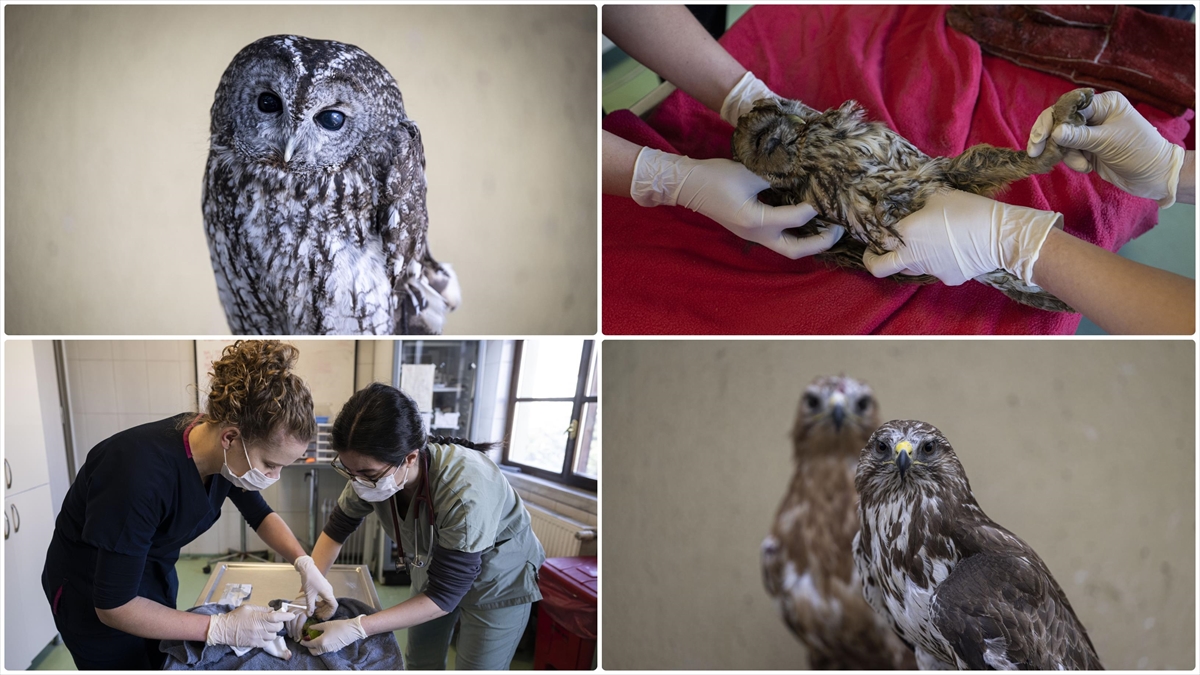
[331,383,499,463]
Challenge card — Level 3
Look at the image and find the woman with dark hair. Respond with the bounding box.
[292,382,546,670]
[41,341,337,669]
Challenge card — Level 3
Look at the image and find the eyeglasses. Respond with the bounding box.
[330,457,398,488]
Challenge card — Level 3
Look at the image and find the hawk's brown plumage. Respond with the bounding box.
[853,420,1103,670]
[762,376,915,669]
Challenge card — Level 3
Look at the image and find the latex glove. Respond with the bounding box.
[284,593,314,642]
[862,189,1060,286]
[206,605,295,650]
[1027,90,1185,207]
[294,555,338,621]
[720,71,779,126]
[631,148,844,260]
[303,615,369,656]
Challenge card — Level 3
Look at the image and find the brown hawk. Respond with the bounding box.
[853,420,1104,669]
[761,376,916,669]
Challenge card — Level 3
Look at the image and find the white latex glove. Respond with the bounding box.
[862,189,1060,286]
[285,593,314,643]
[303,615,369,656]
[294,555,338,621]
[720,71,779,126]
[206,605,295,650]
[631,148,844,260]
[1027,90,1185,207]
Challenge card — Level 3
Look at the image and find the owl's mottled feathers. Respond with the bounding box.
[853,420,1103,670]
[761,376,916,669]
[204,35,459,335]
[732,89,1096,313]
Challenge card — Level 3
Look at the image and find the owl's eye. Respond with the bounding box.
[315,110,346,131]
[257,93,282,114]
[856,396,873,413]
[803,393,821,411]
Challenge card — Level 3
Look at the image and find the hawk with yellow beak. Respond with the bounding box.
[761,376,915,669]
[852,420,1103,669]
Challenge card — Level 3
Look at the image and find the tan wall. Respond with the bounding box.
[602,340,1195,670]
[5,5,596,335]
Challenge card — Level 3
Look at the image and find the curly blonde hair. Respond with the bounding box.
[199,340,316,444]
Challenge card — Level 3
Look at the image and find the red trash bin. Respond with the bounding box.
[534,556,597,670]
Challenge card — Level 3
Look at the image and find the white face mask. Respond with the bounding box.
[351,461,410,502]
[221,437,278,491]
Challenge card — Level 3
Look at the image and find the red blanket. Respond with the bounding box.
[602,5,1193,335]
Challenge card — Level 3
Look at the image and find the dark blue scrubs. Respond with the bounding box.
[41,414,274,670]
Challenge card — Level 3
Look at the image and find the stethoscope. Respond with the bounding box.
[388,448,436,570]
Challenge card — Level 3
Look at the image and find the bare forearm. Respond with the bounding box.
[603,5,746,114]
[603,131,646,197]
[358,593,447,635]
[1032,228,1194,334]
[311,532,343,575]
[255,512,307,563]
[1176,150,1195,205]
[96,597,212,641]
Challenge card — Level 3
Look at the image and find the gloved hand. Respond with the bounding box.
[862,189,1061,286]
[720,71,780,126]
[630,148,844,260]
[1027,90,1186,207]
[303,615,369,656]
[206,604,295,650]
[294,555,338,621]
[285,593,313,643]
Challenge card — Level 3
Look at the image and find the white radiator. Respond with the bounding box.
[526,503,596,559]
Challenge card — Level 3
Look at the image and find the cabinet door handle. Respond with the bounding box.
[3,512,8,540]
[9,504,19,532]
[4,458,10,489]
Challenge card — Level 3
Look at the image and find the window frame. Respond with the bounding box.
[502,340,597,492]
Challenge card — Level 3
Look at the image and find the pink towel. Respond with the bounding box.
[603,5,1193,335]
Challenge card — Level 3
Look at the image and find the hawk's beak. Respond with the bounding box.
[831,405,845,430]
[830,393,846,431]
[894,440,913,479]
[283,136,297,163]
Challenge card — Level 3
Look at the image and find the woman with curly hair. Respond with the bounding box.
[41,340,334,669]
[291,382,545,670]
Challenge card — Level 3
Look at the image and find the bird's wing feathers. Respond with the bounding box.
[932,553,1103,670]
[377,120,429,292]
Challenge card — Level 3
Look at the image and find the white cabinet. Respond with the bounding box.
[4,485,58,670]
[5,342,52,496]
[3,340,63,669]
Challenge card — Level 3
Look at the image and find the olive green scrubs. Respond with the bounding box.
[336,442,545,669]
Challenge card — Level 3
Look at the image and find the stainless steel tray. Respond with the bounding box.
[194,562,382,611]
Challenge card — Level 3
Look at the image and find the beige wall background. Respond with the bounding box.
[6,5,596,335]
[603,340,1195,670]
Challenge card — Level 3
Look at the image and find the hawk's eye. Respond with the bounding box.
[856,396,873,413]
[920,440,935,455]
[803,393,821,411]
[875,440,889,456]
[314,110,346,131]
[257,92,282,114]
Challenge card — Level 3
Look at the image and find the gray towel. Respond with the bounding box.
[160,597,404,670]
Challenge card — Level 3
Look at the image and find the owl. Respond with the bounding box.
[761,376,916,669]
[732,88,1095,313]
[203,35,460,335]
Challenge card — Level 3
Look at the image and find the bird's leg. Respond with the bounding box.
[942,88,1094,197]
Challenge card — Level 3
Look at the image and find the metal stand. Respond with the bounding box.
[203,516,271,574]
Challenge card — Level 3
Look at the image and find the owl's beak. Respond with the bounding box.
[283,136,297,163]
[894,441,913,479]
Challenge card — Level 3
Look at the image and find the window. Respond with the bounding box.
[503,340,597,491]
